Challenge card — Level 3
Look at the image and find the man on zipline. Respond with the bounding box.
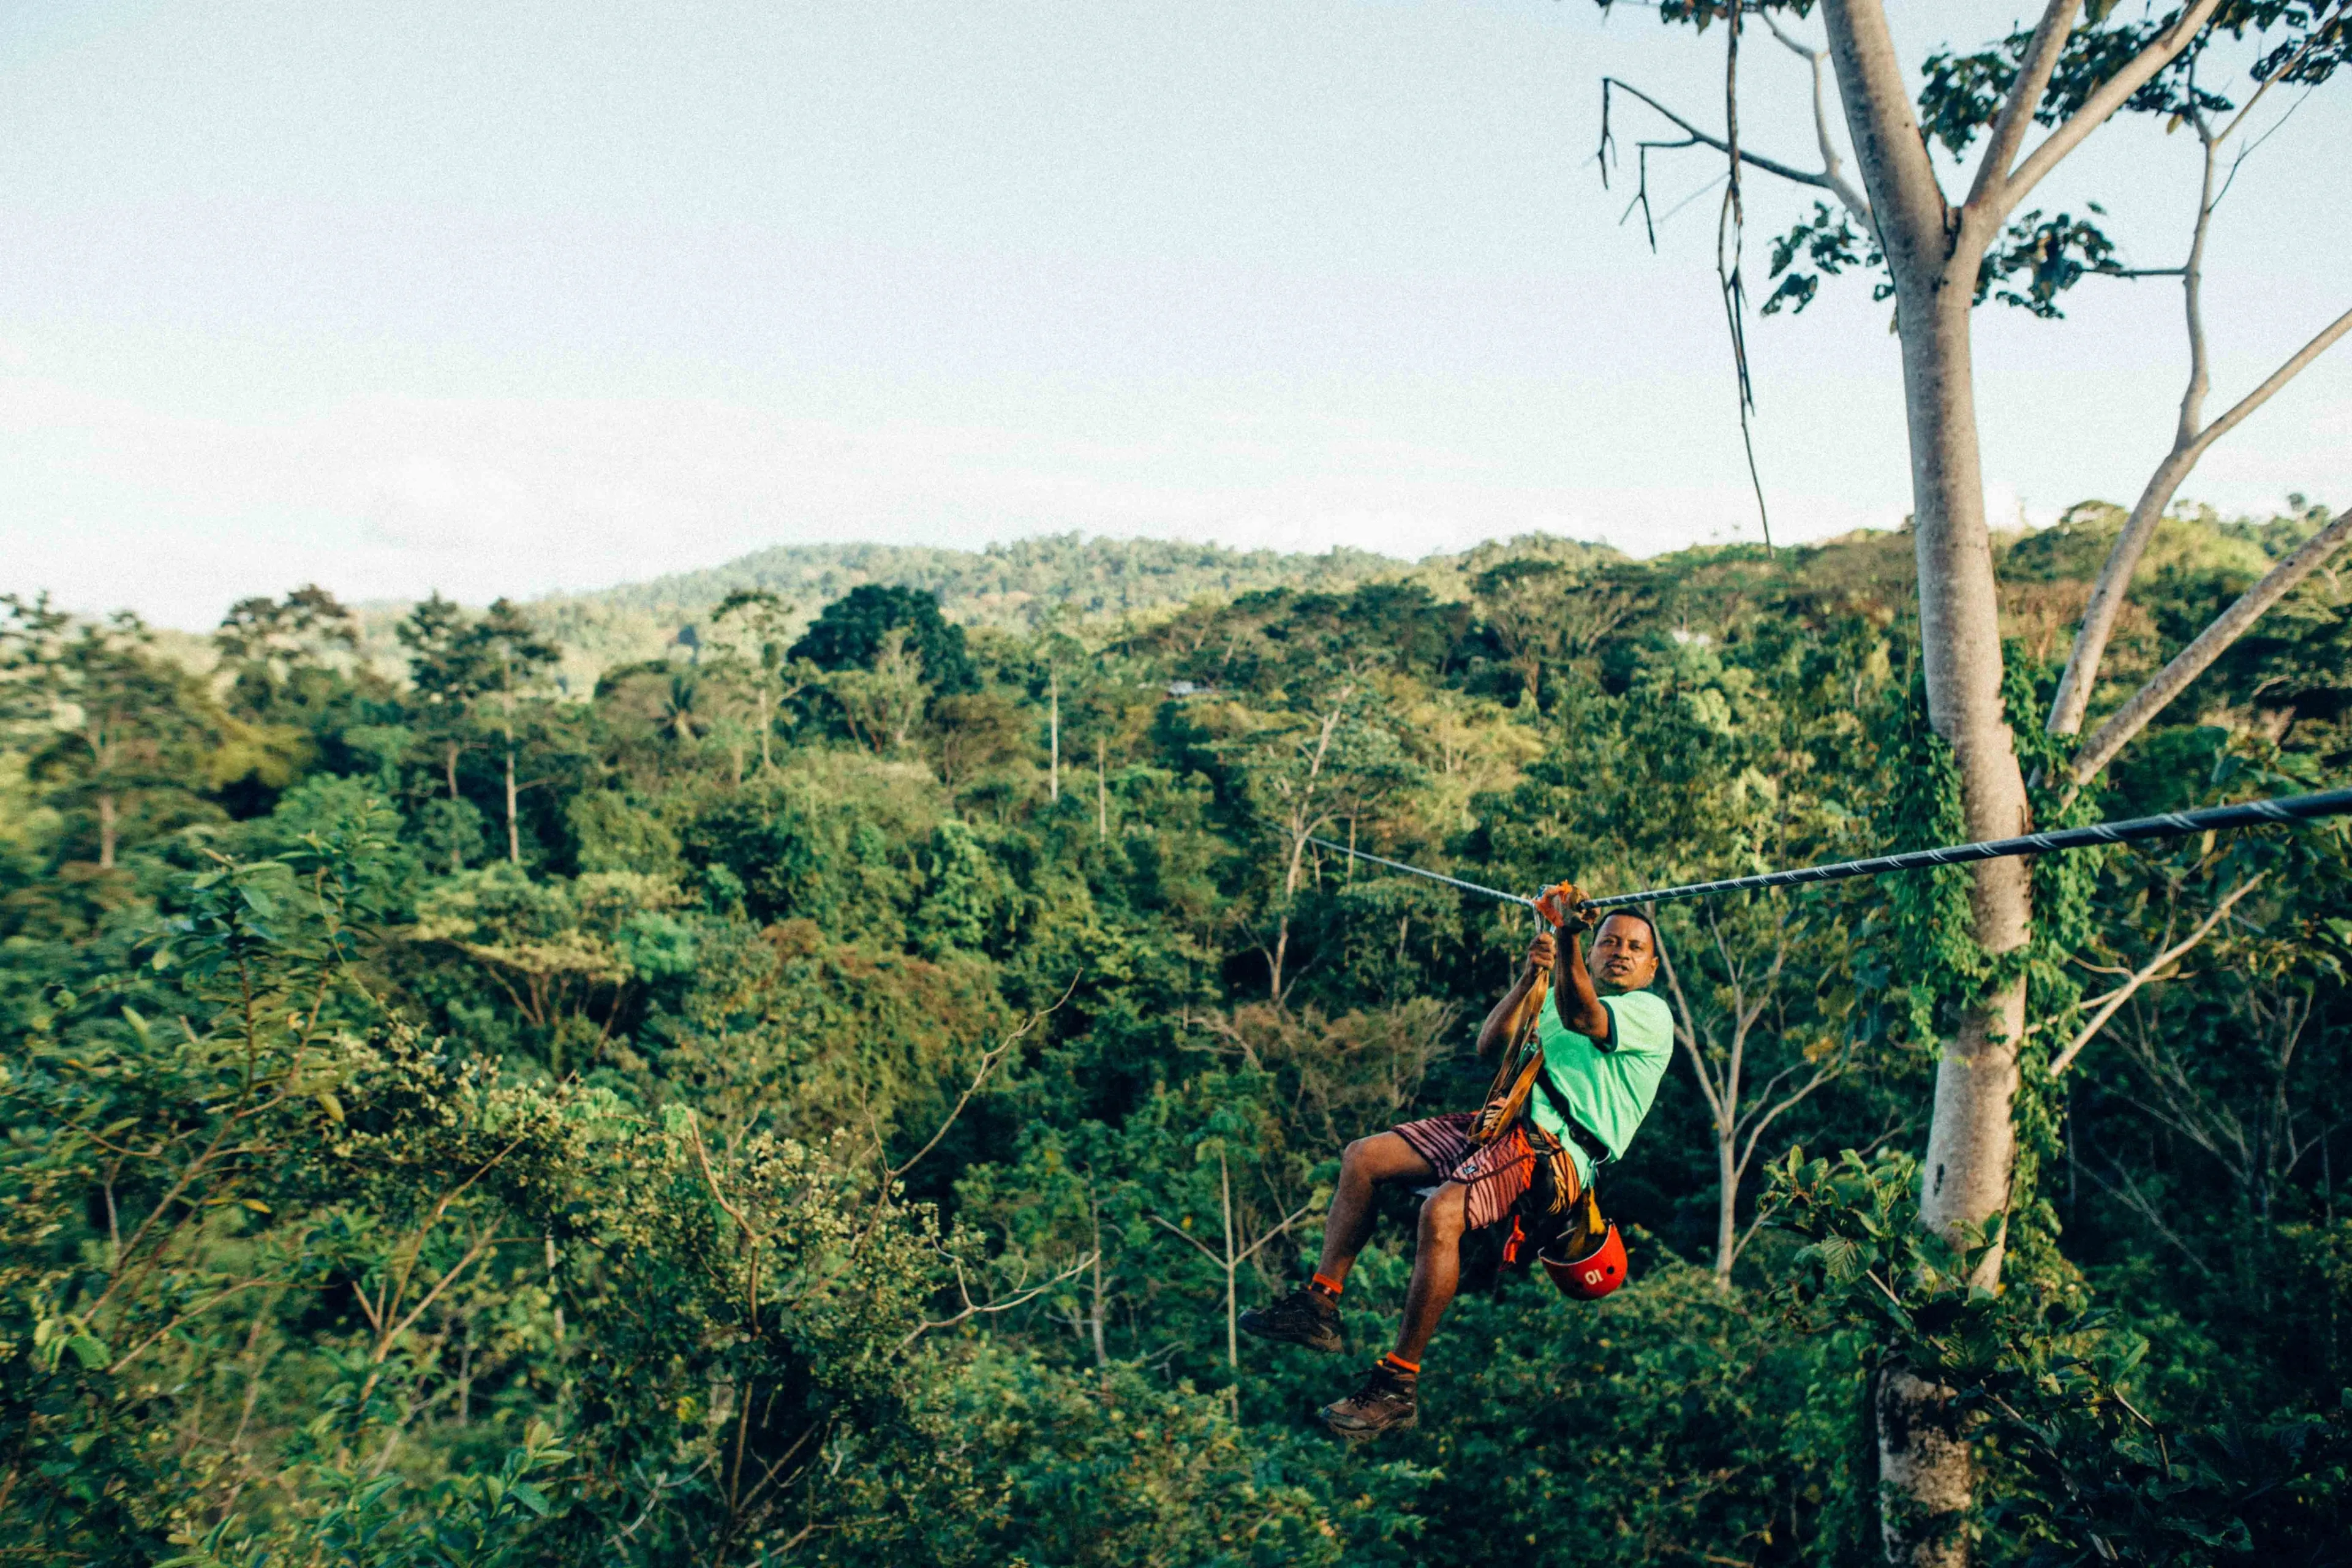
[1240,888,1673,1438]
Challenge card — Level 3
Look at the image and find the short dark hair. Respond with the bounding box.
[1593,908,1659,952]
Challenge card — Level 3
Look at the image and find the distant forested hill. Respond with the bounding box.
[600,536,1425,621]
[358,530,1623,691]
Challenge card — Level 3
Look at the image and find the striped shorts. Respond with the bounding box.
[1393,1112,1578,1234]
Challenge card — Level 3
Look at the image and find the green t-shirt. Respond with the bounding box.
[1526,987,1676,1183]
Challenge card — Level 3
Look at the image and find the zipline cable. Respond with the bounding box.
[1306,784,2352,918]
[1302,840,1540,910]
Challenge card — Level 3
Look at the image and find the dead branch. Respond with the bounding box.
[2081,1159,2215,1277]
[1600,78,1845,198]
[1148,1200,1315,1271]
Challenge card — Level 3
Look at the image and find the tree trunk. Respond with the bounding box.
[1088,1197,1110,1373]
[1823,7,2034,1559]
[505,745,521,866]
[96,791,117,870]
[1877,290,2026,1566]
[1877,225,2029,1568]
[1877,1368,1971,1566]
[1220,1152,1238,1373]
[445,740,460,802]
[1049,673,1060,802]
[1714,1133,1740,1287]
[1898,286,2033,1287]
[1268,702,1346,1003]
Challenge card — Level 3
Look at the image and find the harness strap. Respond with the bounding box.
[1534,1068,1614,1169]
[1471,975,1549,1147]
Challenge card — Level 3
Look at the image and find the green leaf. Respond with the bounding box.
[507,1480,551,1516]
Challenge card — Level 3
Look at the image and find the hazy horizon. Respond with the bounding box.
[6,1,2345,631]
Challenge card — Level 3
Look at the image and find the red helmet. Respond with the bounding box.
[1540,1223,1629,1301]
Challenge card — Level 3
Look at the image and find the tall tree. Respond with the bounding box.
[788,584,978,695]
[1600,4,2346,1559]
[397,594,560,867]
[472,600,564,866]
[1,598,214,870]
[399,592,491,818]
[213,584,360,721]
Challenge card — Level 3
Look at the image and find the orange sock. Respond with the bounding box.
[1311,1273,1344,1298]
[1379,1353,1420,1378]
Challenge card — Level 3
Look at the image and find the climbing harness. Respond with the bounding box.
[1308,783,2352,917]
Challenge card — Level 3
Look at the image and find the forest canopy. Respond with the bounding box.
[3,503,2350,1566]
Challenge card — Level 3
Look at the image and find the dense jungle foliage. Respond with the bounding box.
[4,502,2350,1566]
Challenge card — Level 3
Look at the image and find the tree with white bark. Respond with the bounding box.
[1654,895,1852,1286]
[1600,2,2347,1559]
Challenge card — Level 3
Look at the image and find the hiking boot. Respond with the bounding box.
[1319,1363,1418,1440]
[1238,1287,1343,1354]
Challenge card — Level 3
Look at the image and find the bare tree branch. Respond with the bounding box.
[899,1251,1096,1350]
[1147,1202,1313,1270]
[2080,1159,2217,1277]
[1757,10,1874,228]
[2168,301,2352,464]
[1965,2,2082,211]
[1991,0,2225,222]
[2067,507,2351,786]
[2050,873,2263,1077]
[1655,925,1731,1126]
[1600,77,1844,194]
[2052,306,2352,737]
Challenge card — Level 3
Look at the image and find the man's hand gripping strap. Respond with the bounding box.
[1534,883,1596,932]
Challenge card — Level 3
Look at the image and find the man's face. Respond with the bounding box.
[1588,913,1659,995]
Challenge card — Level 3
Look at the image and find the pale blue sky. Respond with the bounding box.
[2,1,2345,627]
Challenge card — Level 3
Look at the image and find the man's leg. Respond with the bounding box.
[1314,1131,1436,1291]
[1392,1181,1467,1365]
[1242,1130,1433,1354]
[1317,1180,1466,1439]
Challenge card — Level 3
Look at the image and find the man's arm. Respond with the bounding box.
[1476,929,1555,1060]
[1545,886,1613,1044]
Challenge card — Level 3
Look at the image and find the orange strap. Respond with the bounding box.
[1472,974,1549,1147]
